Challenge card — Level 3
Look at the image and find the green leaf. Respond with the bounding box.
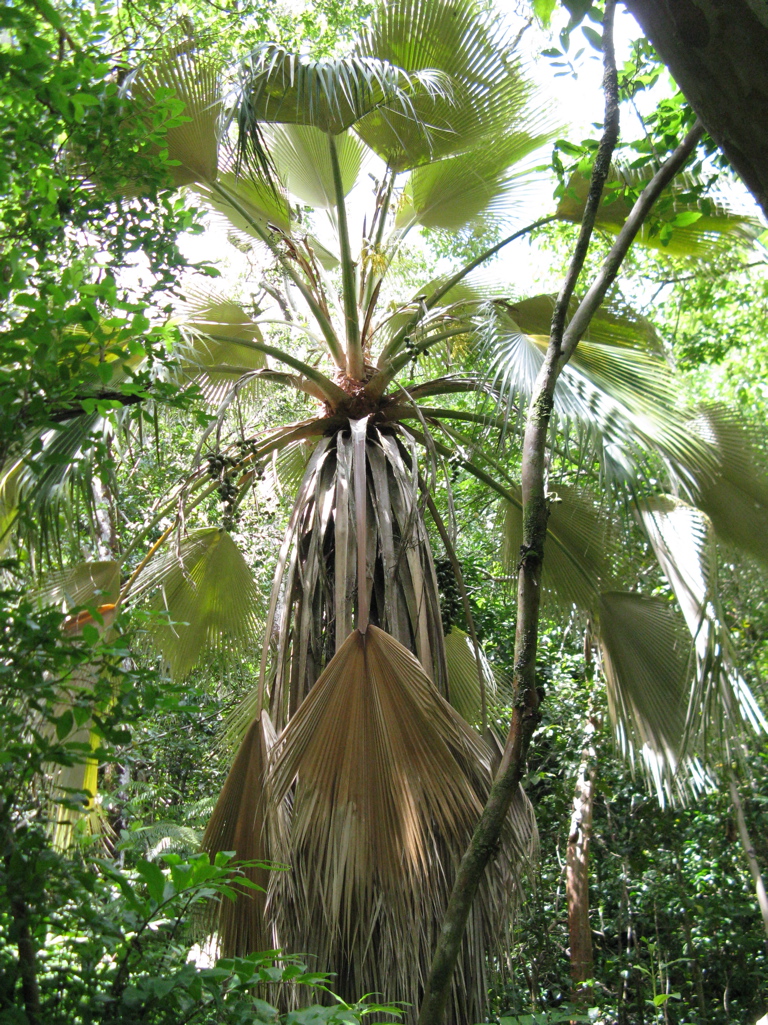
[533,0,556,27]
[136,859,169,905]
[582,25,603,51]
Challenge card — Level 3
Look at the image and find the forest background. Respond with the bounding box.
[1,0,768,1023]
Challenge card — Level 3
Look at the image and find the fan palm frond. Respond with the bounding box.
[444,626,499,724]
[640,497,767,755]
[34,560,120,610]
[354,0,546,171]
[131,527,263,679]
[202,711,283,956]
[484,297,707,472]
[193,168,292,239]
[238,44,448,148]
[596,591,695,803]
[684,404,768,566]
[501,484,612,611]
[399,127,552,232]
[174,289,268,406]
[266,124,367,208]
[123,45,222,187]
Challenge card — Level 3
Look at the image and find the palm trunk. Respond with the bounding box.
[729,775,768,947]
[566,719,597,997]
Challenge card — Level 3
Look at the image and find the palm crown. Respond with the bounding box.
[5,0,768,1019]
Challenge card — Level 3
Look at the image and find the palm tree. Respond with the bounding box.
[4,0,767,1019]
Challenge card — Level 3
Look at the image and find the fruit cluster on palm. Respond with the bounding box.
[5,0,768,1020]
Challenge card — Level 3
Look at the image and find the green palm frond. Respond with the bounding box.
[354,0,546,171]
[444,626,499,724]
[685,404,768,567]
[596,591,695,803]
[237,44,448,145]
[192,168,292,239]
[398,127,552,232]
[268,624,535,1021]
[174,289,268,407]
[4,413,113,557]
[123,45,222,187]
[34,560,120,610]
[131,527,263,679]
[557,164,761,257]
[501,484,612,611]
[640,496,767,753]
[483,298,707,472]
[266,124,367,208]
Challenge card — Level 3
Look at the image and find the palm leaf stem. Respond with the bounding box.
[407,377,496,400]
[423,489,487,730]
[386,406,508,432]
[204,333,347,406]
[207,367,327,402]
[374,214,558,376]
[118,522,176,604]
[352,417,370,630]
[328,134,363,378]
[210,181,345,367]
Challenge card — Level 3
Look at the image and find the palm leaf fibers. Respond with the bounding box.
[267,624,536,1023]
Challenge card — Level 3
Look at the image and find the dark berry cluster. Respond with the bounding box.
[435,556,461,636]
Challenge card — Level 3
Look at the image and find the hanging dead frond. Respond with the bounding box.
[202,711,284,955]
[266,624,536,1023]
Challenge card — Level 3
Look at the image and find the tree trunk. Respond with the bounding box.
[729,775,768,947]
[566,719,597,997]
[625,0,768,220]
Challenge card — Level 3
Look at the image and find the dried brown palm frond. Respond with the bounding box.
[201,711,286,955]
[263,624,535,1023]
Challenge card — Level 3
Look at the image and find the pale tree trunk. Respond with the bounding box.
[729,775,768,948]
[566,717,597,998]
[417,4,708,1019]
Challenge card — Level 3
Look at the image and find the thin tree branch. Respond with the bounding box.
[417,7,621,1022]
[560,119,705,361]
